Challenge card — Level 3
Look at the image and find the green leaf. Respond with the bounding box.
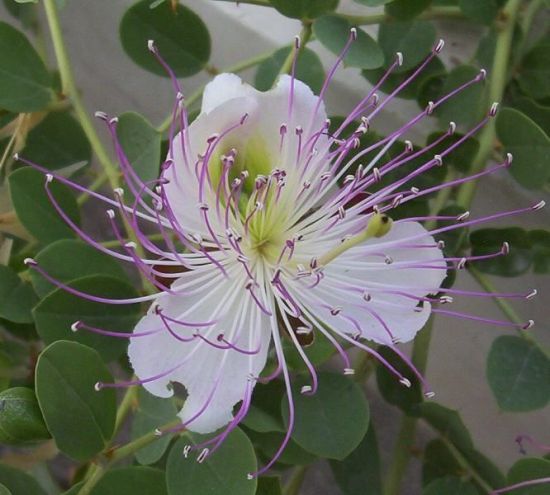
[0,22,52,112]
[510,96,550,136]
[529,230,550,274]
[8,167,80,244]
[459,0,498,24]
[422,439,462,486]
[0,465,46,495]
[330,425,382,495]
[256,477,282,495]
[91,467,167,495]
[426,131,479,173]
[33,275,140,362]
[355,0,392,5]
[22,112,91,172]
[496,107,550,189]
[487,336,550,412]
[30,239,130,298]
[283,325,336,372]
[243,380,285,433]
[35,341,117,461]
[507,458,550,495]
[435,65,486,128]
[255,47,324,94]
[376,346,423,412]
[423,476,478,495]
[378,21,436,73]
[0,265,37,324]
[470,228,532,277]
[246,429,317,465]
[0,387,50,444]
[166,429,257,495]
[363,56,446,101]
[116,112,161,191]
[0,484,12,495]
[120,0,210,77]
[385,0,432,20]
[314,16,384,70]
[517,42,550,101]
[131,388,177,465]
[269,0,339,20]
[282,372,369,459]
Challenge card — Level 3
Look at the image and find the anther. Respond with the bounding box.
[526,289,538,300]
[13,153,19,161]
[247,474,254,481]
[176,91,184,102]
[154,428,163,436]
[363,292,371,302]
[522,320,535,330]
[94,111,108,121]
[505,153,513,167]
[338,206,346,220]
[280,123,287,135]
[147,39,156,52]
[456,258,467,270]
[399,377,412,388]
[296,325,312,335]
[24,257,37,266]
[197,202,209,211]
[344,368,355,376]
[350,27,358,41]
[477,69,487,81]
[372,167,381,182]
[295,126,303,136]
[207,133,219,144]
[448,122,456,134]
[456,211,470,222]
[501,242,510,255]
[437,240,446,249]
[391,195,403,208]
[425,391,436,399]
[302,180,311,189]
[197,448,209,463]
[71,321,81,332]
[113,187,124,197]
[489,102,499,117]
[404,140,413,152]
[94,382,103,392]
[391,337,402,344]
[294,35,301,49]
[439,296,454,304]
[410,187,420,194]
[344,174,355,184]
[384,256,393,265]
[183,445,191,457]
[109,117,118,125]
[532,200,546,210]
[433,154,443,166]
[396,52,403,66]
[301,385,312,394]
[44,173,53,184]
[434,39,445,53]
[426,101,435,115]
[330,307,342,316]
[237,254,250,263]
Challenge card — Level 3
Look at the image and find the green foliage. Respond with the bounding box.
[506,458,550,495]
[0,387,50,444]
[0,22,53,112]
[256,477,282,495]
[0,265,37,324]
[487,336,550,412]
[517,40,550,101]
[243,380,286,433]
[87,467,167,495]
[459,0,498,25]
[255,47,325,94]
[282,372,370,459]
[120,0,210,77]
[33,275,140,362]
[131,388,178,465]
[314,16,384,69]
[269,0,339,20]
[0,465,46,495]
[329,425,382,495]
[385,0,432,20]
[8,167,80,244]
[423,476,478,495]
[35,341,117,461]
[166,429,257,495]
[495,107,550,190]
[22,112,91,172]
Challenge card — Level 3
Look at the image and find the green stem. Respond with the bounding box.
[283,465,308,495]
[340,6,465,26]
[156,49,275,133]
[113,385,137,435]
[77,465,105,495]
[384,319,434,495]
[278,22,313,77]
[43,0,119,190]
[456,0,522,208]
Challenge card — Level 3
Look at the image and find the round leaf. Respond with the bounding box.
[116,112,161,191]
[0,387,50,444]
[517,42,550,100]
[120,0,210,77]
[0,265,37,324]
[131,388,177,465]
[511,96,550,136]
[423,476,477,495]
[378,21,436,73]
[507,458,550,495]
[255,47,324,94]
[0,22,52,112]
[282,372,369,460]
[0,465,46,495]
[269,0,339,20]
[0,484,12,495]
[91,467,167,495]
[35,341,117,461]
[487,336,550,412]
[459,0,498,24]
[385,0,432,20]
[33,275,140,362]
[22,112,91,172]
[30,239,131,298]
[8,167,80,244]
[496,107,550,190]
[314,16,384,70]
[166,428,257,495]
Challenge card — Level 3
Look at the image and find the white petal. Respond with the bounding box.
[128,266,271,433]
[201,73,257,114]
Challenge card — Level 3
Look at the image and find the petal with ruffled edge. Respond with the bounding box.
[128,264,271,433]
[288,221,446,344]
